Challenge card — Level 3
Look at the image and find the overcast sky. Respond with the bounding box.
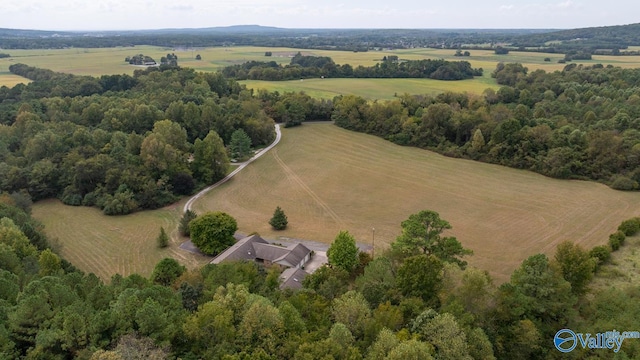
[2,0,638,31]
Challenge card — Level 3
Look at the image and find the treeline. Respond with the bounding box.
[222,54,482,81]
[0,28,546,52]
[4,23,640,56]
[512,22,640,54]
[2,196,640,359]
[333,63,640,190]
[126,54,156,65]
[0,65,275,214]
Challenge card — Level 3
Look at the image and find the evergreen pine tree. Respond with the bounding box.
[179,210,197,236]
[269,206,288,230]
[157,226,169,248]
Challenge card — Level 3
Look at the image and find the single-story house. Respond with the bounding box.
[210,234,312,289]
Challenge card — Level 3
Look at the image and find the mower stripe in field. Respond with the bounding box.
[272,148,345,227]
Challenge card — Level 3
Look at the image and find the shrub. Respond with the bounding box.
[61,186,82,206]
[590,245,612,266]
[618,218,640,236]
[611,175,638,190]
[608,231,626,251]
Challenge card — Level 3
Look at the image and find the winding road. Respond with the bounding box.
[178,122,372,256]
[183,124,282,214]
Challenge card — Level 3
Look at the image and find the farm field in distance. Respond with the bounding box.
[192,123,640,282]
[32,199,210,281]
[241,76,500,100]
[4,45,640,94]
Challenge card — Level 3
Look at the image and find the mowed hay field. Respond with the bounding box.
[32,199,210,281]
[241,77,500,100]
[192,123,640,282]
[4,45,640,91]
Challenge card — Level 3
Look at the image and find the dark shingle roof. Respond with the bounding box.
[253,243,289,262]
[210,234,268,264]
[280,267,308,290]
[211,235,311,269]
[273,243,311,267]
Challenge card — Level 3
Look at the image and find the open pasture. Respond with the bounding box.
[32,199,210,281]
[192,123,640,282]
[242,76,500,100]
[3,45,640,91]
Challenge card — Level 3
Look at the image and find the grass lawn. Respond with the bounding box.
[32,198,210,281]
[191,123,640,282]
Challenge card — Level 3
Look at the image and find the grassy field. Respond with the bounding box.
[590,234,640,290]
[32,199,210,281]
[241,76,500,100]
[4,45,640,93]
[191,123,640,282]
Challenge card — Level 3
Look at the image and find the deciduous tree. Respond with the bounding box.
[554,241,596,295]
[189,211,238,256]
[151,258,185,286]
[327,230,359,272]
[396,255,443,306]
[192,131,228,184]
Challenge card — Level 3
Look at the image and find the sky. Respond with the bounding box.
[2,0,638,31]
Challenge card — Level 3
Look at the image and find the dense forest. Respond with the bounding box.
[0,64,275,214]
[1,196,639,359]
[221,53,482,81]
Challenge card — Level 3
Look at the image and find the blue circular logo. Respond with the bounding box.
[555,329,577,353]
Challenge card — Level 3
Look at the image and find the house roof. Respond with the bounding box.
[253,243,289,263]
[273,243,311,267]
[210,235,311,268]
[210,234,268,264]
[279,267,308,290]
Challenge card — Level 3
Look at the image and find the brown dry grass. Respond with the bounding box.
[32,199,210,281]
[192,123,640,282]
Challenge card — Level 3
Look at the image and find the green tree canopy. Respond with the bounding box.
[229,128,252,160]
[396,255,443,306]
[554,241,596,295]
[188,211,238,255]
[391,210,472,268]
[156,227,169,248]
[327,230,359,272]
[151,258,185,286]
[191,130,229,184]
[269,206,288,230]
[178,210,197,237]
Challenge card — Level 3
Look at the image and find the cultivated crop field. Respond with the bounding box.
[192,123,640,282]
[32,199,210,281]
